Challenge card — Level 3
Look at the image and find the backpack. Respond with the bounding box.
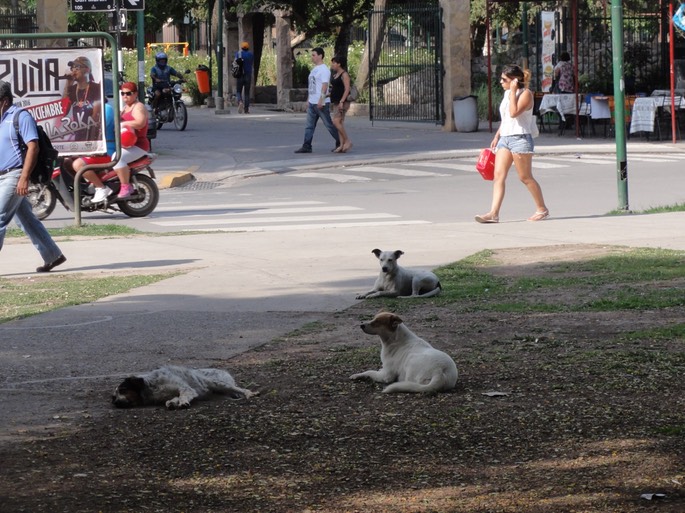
[231,53,244,78]
[13,109,58,185]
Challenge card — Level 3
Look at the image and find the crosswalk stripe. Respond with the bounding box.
[531,161,567,169]
[537,156,615,165]
[155,201,325,212]
[153,212,398,227]
[407,161,477,171]
[343,166,449,177]
[187,220,431,233]
[291,172,371,183]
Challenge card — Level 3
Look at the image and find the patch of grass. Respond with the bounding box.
[622,323,685,341]
[432,247,685,313]
[6,224,141,239]
[0,273,178,323]
[608,202,685,215]
[655,425,685,436]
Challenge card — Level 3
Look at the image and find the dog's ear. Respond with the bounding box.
[372,248,382,258]
[121,376,146,392]
[393,250,404,259]
[389,314,403,329]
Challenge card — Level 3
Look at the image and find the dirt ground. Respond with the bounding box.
[1,245,683,513]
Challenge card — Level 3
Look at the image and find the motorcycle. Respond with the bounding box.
[28,154,160,220]
[146,72,189,131]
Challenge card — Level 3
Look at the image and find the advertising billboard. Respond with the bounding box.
[0,48,106,156]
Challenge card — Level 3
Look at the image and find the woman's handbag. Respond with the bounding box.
[347,85,359,102]
[476,148,496,180]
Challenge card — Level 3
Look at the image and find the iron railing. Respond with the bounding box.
[0,7,37,48]
[368,1,443,124]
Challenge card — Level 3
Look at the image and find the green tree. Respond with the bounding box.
[232,0,372,61]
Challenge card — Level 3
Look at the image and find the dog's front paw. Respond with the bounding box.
[165,398,190,409]
[355,293,368,300]
[350,373,365,381]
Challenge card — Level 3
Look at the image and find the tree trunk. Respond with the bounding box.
[355,0,388,90]
[334,22,352,62]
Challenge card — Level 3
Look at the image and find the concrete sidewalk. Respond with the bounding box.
[2,104,685,440]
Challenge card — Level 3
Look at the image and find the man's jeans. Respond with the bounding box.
[302,102,340,150]
[0,170,62,264]
[236,76,251,110]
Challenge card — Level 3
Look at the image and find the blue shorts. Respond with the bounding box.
[496,134,534,154]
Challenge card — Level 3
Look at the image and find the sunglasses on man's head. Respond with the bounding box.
[120,91,135,96]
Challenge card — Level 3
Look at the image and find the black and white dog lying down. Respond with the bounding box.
[112,365,257,409]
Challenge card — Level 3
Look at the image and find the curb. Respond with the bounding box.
[158,169,197,189]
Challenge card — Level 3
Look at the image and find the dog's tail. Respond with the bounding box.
[382,372,454,394]
[417,282,442,298]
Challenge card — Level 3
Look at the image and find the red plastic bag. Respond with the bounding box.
[476,148,495,180]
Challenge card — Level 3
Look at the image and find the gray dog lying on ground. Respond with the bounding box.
[356,249,442,299]
[112,365,257,409]
[350,312,458,393]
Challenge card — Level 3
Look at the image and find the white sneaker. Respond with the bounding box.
[92,186,112,203]
[238,101,244,114]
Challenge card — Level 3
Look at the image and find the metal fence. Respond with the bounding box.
[368,1,443,124]
[0,7,37,48]
[550,9,668,94]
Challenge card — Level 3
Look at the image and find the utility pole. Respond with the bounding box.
[611,0,629,211]
[522,2,529,70]
[216,0,225,110]
[137,10,145,101]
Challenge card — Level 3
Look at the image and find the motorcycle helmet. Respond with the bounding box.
[155,52,168,67]
[121,126,137,148]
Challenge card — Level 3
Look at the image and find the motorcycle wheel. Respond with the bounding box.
[174,102,188,131]
[27,183,57,220]
[118,174,159,218]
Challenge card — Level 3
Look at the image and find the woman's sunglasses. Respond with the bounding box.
[120,91,135,96]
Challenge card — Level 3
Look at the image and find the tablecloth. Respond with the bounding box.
[630,97,657,134]
[538,94,578,121]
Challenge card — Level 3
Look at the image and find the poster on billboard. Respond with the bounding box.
[541,11,555,92]
[0,48,106,156]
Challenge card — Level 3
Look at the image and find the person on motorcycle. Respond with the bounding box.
[115,82,150,199]
[71,97,116,203]
[150,52,184,111]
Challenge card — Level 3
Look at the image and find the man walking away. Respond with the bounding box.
[294,47,340,153]
[235,41,254,114]
[0,81,66,272]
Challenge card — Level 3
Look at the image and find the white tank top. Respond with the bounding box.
[499,89,534,136]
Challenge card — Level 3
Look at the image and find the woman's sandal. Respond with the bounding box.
[333,147,344,153]
[527,209,550,222]
[475,213,499,224]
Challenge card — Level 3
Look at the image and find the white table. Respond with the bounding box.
[539,94,579,121]
[630,97,657,134]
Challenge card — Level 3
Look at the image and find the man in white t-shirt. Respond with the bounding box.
[294,47,340,153]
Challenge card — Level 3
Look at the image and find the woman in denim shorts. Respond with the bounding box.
[475,65,549,223]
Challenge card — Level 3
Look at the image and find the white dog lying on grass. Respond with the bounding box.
[356,249,442,299]
[112,365,257,409]
[350,312,458,393]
